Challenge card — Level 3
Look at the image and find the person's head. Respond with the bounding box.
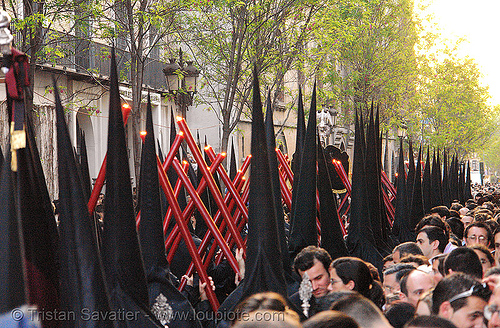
[464,222,491,247]
[383,263,414,297]
[459,207,469,217]
[383,255,394,271]
[470,245,494,277]
[416,289,433,316]
[486,284,500,328]
[416,227,448,259]
[446,218,465,240]
[393,242,424,263]
[329,257,373,299]
[400,254,430,268]
[231,311,301,328]
[400,269,435,307]
[461,213,474,228]
[444,247,483,280]
[385,301,416,328]
[431,206,451,219]
[474,212,492,223]
[404,315,458,328]
[485,267,500,279]
[294,246,332,298]
[494,227,500,265]
[432,273,491,328]
[432,254,448,285]
[303,310,359,328]
[330,293,392,328]
[416,215,450,238]
[235,292,288,315]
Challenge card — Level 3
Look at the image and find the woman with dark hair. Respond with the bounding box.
[329,257,380,306]
[471,244,495,276]
[233,292,299,325]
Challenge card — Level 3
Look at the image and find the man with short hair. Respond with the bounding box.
[493,227,500,266]
[432,273,491,328]
[331,293,392,328]
[290,246,332,317]
[431,206,451,220]
[399,269,435,307]
[464,222,491,248]
[486,283,500,328]
[293,246,332,298]
[382,263,414,305]
[444,247,483,280]
[416,227,448,262]
[392,242,424,263]
[461,212,474,228]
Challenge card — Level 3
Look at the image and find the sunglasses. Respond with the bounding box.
[447,283,491,304]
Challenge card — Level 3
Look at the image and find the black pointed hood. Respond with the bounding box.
[346,109,383,270]
[422,147,432,213]
[139,95,201,328]
[101,47,152,313]
[291,86,306,176]
[165,109,187,235]
[157,140,164,163]
[230,139,237,181]
[139,95,167,274]
[288,83,318,260]
[0,150,28,313]
[317,138,349,259]
[393,138,412,243]
[264,91,296,284]
[464,161,473,202]
[450,155,459,202]
[241,67,287,301]
[54,80,114,327]
[18,111,60,326]
[409,147,424,231]
[442,150,450,207]
[407,141,415,205]
[80,131,92,201]
[365,106,390,255]
[431,151,443,208]
[458,161,465,205]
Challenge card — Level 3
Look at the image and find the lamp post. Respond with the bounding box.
[163,49,200,119]
[396,121,408,179]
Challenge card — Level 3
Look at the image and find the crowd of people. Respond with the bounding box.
[217,183,500,327]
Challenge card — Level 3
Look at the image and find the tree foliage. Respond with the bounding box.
[311,0,418,128]
[177,0,319,152]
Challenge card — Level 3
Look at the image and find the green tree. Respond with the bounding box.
[311,0,419,128]
[415,55,499,157]
[177,0,319,153]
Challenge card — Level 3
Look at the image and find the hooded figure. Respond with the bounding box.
[422,147,432,214]
[317,139,349,259]
[265,91,300,294]
[216,69,297,327]
[100,48,161,327]
[288,84,318,260]
[54,80,115,328]
[392,138,411,243]
[18,111,60,328]
[138,95,201,328]
[346,109,383,271]
[409,147,424,231]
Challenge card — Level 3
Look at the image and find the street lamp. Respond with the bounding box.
[162,48,200,119]
[397,121,407,140]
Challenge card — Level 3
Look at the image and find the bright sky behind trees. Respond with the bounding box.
[415,0,500,105]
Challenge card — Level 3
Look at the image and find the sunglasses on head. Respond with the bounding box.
[447,283,491,304]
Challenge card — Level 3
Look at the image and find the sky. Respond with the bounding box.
[415,0,500,105]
